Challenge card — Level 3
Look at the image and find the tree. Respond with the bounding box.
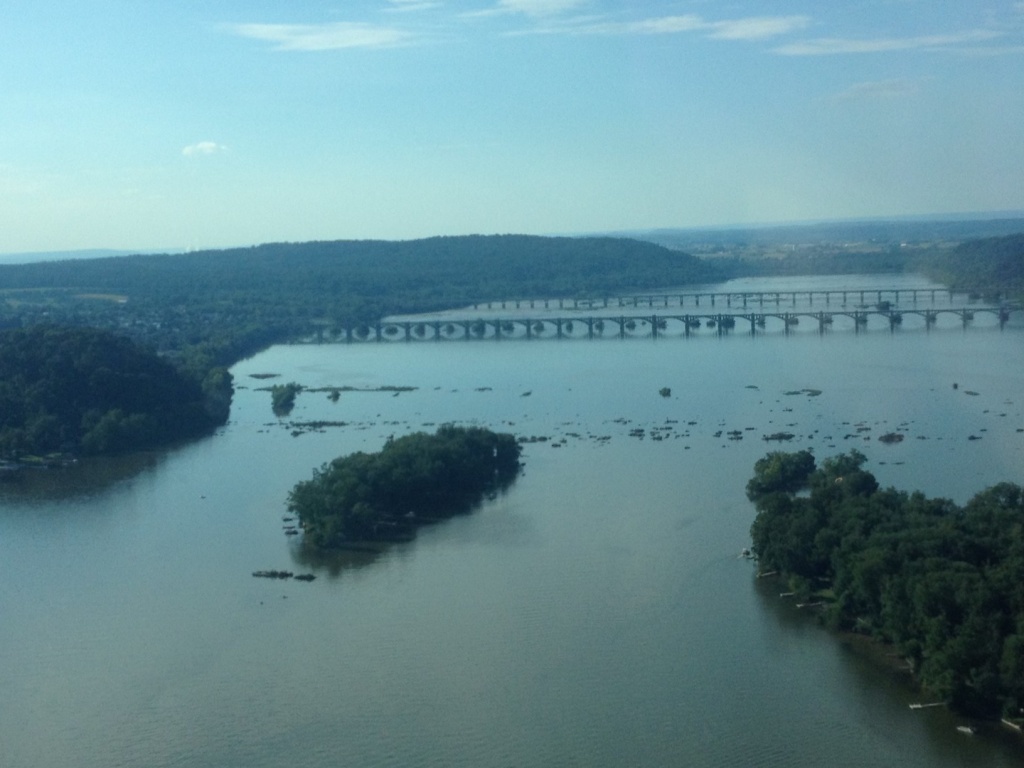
[745,449,816,501]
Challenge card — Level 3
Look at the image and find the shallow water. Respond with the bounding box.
[2,275,1023,767]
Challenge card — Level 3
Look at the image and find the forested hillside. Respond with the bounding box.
[919,233,1024,295]
[0,326,230,458]
[0,235,722,370]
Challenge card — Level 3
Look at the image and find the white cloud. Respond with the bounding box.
[465,0,586,19]
[384,0,441,12]
[508,13,809,40]
[588,15,705,35]
[774,29,1003,55]
[182,141,227,157]
[706,16,811,41]
[230,22,413,51]
[831,78,923,102]
[500,0,586,16]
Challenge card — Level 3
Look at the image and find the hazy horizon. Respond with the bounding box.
[3,208,1024,264]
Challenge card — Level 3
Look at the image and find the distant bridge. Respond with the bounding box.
[328,306,1020,343]
[469,287,1006,312]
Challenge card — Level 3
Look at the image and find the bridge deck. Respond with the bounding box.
[470,287,1006,312]
[327,306,1020,343]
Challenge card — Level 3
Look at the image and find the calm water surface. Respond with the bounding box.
[2,275,1023,767]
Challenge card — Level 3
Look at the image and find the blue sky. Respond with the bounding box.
[2,1,1023,252]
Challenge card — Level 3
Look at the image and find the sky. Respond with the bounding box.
[1,1,1023,253]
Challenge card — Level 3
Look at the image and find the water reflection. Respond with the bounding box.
[0,450,165,505]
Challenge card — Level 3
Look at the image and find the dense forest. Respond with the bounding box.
[0,326,231,459]
[288,425,522,548]
[1,230,1021,378]
[918,234,1024,295]
[747,450,1024,720]
[0,235,723,374]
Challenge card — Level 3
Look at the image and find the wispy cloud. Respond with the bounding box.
[831,78,923,102]
[182,141,227,157]
[465,0,587,19]
[384,0,441,12]
[497,0,586,17]
[706,16,811,41]
[774,29,1003,56]
[230,22,414,51]
[506,13,810,40]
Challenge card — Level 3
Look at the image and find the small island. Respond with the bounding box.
[747,450,1024,721]
[287,425,522,548]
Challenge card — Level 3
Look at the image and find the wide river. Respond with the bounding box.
[2,275,1023,767]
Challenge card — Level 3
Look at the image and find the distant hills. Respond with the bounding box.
[609,215,1024,250]
[1,229,1020,374]
[0,234,723,370]
[0,248,183,265]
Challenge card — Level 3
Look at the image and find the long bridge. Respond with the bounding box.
[329,306,1020,343]
[470,287,1006,312]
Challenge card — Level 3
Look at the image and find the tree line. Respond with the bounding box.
[0,326,231,459]
[747,450,1024,719]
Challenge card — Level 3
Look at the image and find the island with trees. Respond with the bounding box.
[287,425,522,548]
[0,325,231,460]
[747,450,1024,721]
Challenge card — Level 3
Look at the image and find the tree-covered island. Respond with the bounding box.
[0,325,231,459]
[747,450,1024,720]
[287,425,522,548]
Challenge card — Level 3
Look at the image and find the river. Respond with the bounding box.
[1,275,1023,767]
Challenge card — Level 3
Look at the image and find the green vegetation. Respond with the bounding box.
[288,425,522,548]
[0,235,723,369]
[747,450,1024,719]
[270,382,303,415]
[0,326,230,458]
[919,233,1024,296]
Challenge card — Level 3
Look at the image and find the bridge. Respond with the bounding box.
[470,287,1006,312]
[328,306,1019,343]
